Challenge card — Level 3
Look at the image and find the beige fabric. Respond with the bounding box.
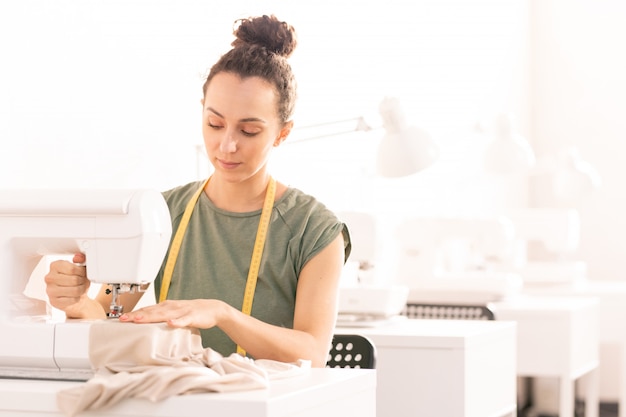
[57,321,310,417]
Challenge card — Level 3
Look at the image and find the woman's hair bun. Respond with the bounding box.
[231,15,297,58]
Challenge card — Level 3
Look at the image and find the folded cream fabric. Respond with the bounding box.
[57,321,310,417]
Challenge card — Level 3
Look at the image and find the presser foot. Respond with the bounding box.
[108,304,124,319]
[105,283,147,318]
[107,284,124,318]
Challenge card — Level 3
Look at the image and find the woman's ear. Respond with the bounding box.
[274,121,294,147]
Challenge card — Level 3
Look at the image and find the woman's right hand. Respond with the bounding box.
[44,253,96,317]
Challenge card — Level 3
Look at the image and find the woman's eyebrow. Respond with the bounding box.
[240,117,267,124]
[205,106,223,117]
[206,106,266,124]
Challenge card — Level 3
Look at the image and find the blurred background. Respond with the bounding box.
[0,1,623,295]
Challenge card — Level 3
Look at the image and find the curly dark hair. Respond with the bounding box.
[202,15,298,123]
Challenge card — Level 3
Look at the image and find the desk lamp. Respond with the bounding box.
[376,97,438,177]
[292,97,438,178]
[551,146,602,205]
[484,113,536,174]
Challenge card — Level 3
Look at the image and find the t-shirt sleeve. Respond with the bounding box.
[298,210,352,270]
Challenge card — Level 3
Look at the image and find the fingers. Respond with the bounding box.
[120,301,186,321]
[45,283,90,310]
[45,259,90,311]
[119,301,197,328]
[48,259,86,279]
[72,253,86,265]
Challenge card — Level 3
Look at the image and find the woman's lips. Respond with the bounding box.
[217,158,240,169]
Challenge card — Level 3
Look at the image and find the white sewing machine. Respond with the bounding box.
[0,188,172,381]
[335,211,409,325]
[395,215,523,304]
[495,208,587,287]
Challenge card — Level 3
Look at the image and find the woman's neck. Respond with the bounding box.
[204,172,277,213]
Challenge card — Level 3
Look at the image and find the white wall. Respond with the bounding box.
[274,0,532,217]
[0,0,534,287]
[0,1,223,190]
[0,0,534,294]
[530,0,626,281]
[0,0,530,215]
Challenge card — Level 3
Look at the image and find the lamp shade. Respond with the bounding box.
[376,97,439,177]
[552,147,602,204]
[484,113,535,174]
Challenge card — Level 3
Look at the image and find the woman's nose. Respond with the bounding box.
[219,131,237,153]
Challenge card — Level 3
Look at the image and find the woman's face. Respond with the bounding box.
[201,72,290,183]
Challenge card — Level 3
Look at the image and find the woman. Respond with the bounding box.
[45,15,350,368]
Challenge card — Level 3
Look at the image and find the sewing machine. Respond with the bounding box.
[495,208,587,287]
[336,211,409,325]
[395,215,523,304]
[0,188,172,380]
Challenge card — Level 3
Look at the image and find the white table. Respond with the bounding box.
[524,280,626,417]
[0,368,376,417]
[336,318,517,417]
[489,295,599,417]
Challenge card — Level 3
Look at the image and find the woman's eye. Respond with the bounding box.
[208,122,222,129]
[241,130,259,137]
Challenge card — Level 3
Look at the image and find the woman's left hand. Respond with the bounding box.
[119,299,229,329]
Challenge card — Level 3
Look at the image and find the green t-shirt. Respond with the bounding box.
[153,180,351,357]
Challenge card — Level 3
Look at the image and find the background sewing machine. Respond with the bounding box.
[336,211,409,325]
[395,215,523,304]
[493,208,587,288]
[0,188,172,381]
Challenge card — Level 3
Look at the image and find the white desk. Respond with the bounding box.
[336,318,517,417]
[524,280,626,417]
[489,295,599,417]
[0,368,376,417]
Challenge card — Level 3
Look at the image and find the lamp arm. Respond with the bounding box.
[288,117,374,143]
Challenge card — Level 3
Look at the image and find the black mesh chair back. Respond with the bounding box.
[326,334,376,369]
[403,302,495,320]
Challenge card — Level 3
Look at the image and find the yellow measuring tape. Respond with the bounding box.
[159,176,276,356]
[159,178,209,304]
